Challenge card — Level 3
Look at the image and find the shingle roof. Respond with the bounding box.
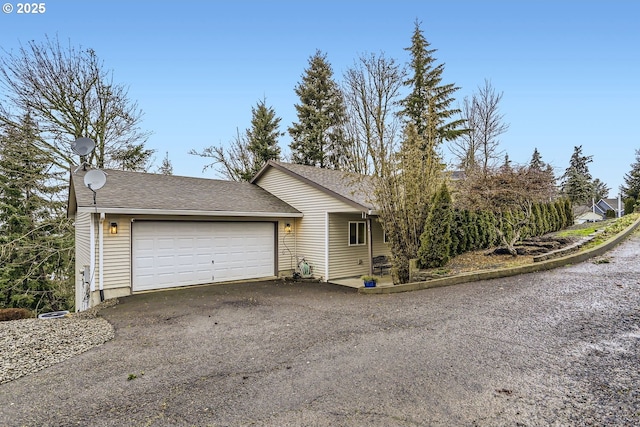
[68,168,301,216]
[252,161,376,212]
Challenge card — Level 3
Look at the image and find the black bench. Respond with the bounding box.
[372,255,392,276]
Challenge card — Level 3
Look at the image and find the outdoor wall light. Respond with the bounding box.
[284,223,292,233]
[109,222,118,235]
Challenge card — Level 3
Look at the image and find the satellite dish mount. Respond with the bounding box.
[70,137,107,206]
[83,169,107,205]
[71,137,96,172]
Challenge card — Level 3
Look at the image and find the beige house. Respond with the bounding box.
[68,161,390,310]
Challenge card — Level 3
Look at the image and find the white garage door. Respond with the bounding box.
[132,221,275,291]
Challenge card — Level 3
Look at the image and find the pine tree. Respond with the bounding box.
[560,145,594,205]
[246,97,283,175]
[591,178,610,200]
[401,21,466,147]
[190,98,282,181]
[530,148,544,170]
[0,116,74,312]
[528,148,557,199]
[418,183,453,268]
[157,151,173,175]
[621,149,640,200]
[289,50,347,168]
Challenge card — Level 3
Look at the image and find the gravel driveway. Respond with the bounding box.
[2,235,639,426]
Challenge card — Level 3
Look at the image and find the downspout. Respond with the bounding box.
[324,212,329,281]
[98,213,105,302]
[89,214,96,293]
[367,216,373,277]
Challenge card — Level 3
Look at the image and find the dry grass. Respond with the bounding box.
[441,250,534,276]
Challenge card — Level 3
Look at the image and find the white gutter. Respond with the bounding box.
[89,214,96,292]
[99,213,105,300]
[76,207,303,217]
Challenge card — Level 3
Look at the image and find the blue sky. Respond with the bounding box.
[1,0,638,194]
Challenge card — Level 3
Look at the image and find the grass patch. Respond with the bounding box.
[557,225,601,237]
[581,214,639,250]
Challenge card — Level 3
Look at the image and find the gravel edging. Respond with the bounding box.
[0,299,117,384]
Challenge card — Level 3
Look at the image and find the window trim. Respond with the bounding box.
[348,221,366,246]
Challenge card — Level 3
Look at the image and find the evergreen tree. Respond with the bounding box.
[246,97,283,175]
[624,197,636,216]
[418,183,453,268]
[191,98,282,181]
[528,148,557,199]
[621,149,640,200]
[289,50,347,168]
[157,151,173,175]
[401,21,465,146]
[591,178,609,200]
[0,116,74,312]
[563,198,574,227]
[530,148,544,170]
[560,145,594,205]
[450,210,463,256]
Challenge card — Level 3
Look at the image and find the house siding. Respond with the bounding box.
[256,167,358,280]
[371,218,392,260]
[102,214,132,292]
[328,213,369,279]
[328,214,391,280]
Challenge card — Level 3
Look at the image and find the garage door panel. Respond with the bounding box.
[133,222,275,291]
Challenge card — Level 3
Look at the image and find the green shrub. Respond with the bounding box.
[418,183,453,268]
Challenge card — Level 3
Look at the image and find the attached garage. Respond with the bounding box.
[68,168,301,310]
[132,221,275,291]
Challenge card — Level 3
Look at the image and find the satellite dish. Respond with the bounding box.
[84,169,107,191]
[71,137,96,156]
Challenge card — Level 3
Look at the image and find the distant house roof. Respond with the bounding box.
[67,168,301,217]
[251,161,376,212]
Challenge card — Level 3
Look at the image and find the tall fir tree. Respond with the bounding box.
[400,21,466,157]
[246,97,282,176]
[190,98,282,181]
[528,147,556,198]
[289,50,347,168]
[0,116,74,312]
[529,148,544,170]
[560,145,594,205]
[621,149,640,200]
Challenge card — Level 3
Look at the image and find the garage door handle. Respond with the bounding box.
[211,260,215,264]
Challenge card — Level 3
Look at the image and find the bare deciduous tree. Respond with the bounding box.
[190,128,256,181]
[341,52,404,176]
[450,79,507,174]
[0,35,151,170]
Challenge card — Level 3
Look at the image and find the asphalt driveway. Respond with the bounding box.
[2,236,640,426]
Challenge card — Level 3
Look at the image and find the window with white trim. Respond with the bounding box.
[349,221,366,246]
